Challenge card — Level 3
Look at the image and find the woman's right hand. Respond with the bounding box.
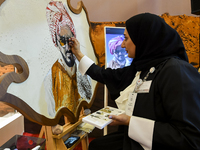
[69,37,84,61]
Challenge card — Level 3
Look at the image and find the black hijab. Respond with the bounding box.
[126,13,188,71]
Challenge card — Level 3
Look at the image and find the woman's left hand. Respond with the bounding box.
[109,114,131,126]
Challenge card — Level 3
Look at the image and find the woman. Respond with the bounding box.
[70,13,200,150]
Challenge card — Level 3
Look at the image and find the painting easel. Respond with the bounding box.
[39,108,89,150]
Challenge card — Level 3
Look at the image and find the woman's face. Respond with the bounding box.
[121,28,136,59]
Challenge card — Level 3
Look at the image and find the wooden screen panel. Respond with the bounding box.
[90,13,199,68]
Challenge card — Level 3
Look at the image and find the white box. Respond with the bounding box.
[0,112,24,146]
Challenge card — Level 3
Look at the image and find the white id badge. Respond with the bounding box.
[137,80,152,93]
[125,93,137,116]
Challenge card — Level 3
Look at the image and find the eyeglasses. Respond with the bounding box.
[59,36,70,47]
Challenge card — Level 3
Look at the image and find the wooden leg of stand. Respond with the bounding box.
[81,134,89,150]
[45,126,57,150]
[39,126,45,138]
[39,126,57,150]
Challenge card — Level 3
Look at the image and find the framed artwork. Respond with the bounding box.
[0,0,99,125]
[104,26,133,69]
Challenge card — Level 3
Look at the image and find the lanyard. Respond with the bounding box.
[126,67,156,116]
